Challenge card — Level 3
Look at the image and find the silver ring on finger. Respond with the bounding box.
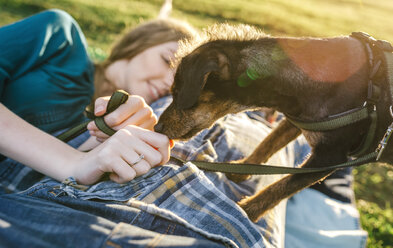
[130,154,144,167]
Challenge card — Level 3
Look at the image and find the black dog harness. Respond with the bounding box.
[285,32,393,161]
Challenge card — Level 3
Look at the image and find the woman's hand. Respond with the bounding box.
[0,102,171,186]
[87,95,157,142]
[73,125,171,185]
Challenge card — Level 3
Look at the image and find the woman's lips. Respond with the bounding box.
[147,81,159,101]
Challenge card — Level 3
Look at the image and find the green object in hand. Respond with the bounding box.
[56,90,129,142]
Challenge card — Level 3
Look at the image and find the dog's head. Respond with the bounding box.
[154,24,281,139]
[154,43,245,139]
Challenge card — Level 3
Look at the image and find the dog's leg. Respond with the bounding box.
[246,119,301,164]
[227,119,301,182]
[238,146,346,222]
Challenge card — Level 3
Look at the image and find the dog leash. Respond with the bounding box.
[170,152,377,175]
[56,90,378,175]
[55,90,378,175]
[56,90,129,142]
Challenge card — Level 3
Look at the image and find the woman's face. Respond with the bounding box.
[107,41,179,104]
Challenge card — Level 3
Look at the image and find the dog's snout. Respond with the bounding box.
[154,122,164,133]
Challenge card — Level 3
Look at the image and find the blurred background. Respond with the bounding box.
[0,0,392,247]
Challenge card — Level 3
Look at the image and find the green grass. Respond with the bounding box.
[354,164,393,247]
[1,0,392,247]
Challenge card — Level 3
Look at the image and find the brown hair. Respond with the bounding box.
[93,18,197,100]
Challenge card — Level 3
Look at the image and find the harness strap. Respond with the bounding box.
[385,51,393,104]
[56,90,129,142]
[285,107,369,131]
[375,50,393,160]
[285,32,392,159]
[285,32,384,134]
[350,110,377,157]
[173,152,377,175]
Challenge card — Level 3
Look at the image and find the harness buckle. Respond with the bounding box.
[375,122,393,160]
[363,101,376,112]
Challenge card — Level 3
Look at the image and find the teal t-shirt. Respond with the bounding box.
[0,9,94,133]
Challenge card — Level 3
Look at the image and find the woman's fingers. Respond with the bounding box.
[94,141,149,183]
[113,134,153,176]
[90,109,157,139]
[87,95,157,139]
[77,118,173,185]
[125,133,162,166]
[103,95,146,126]
[115,128,165,166]
[105,156,136,183]
[107,152,151,184]
[93,96,110,116]
[122,125,171,165]
[92,126,170,184]
[138,117,158,131]
[116,107,157,130]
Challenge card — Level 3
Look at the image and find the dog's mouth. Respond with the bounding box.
[161,125,203,140]
[175,127,204,140]
[156,101,216,140]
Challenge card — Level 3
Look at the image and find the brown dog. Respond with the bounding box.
[154,24,393,222]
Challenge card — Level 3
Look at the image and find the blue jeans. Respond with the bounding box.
[0,190,224,247]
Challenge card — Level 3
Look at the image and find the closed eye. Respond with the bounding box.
[161,55,170,66]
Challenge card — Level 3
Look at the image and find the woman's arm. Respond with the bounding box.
[0,103,171,185]
[0,104,79,181]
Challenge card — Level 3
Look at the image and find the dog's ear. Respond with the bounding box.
[176,51,229,109]
[216,53,230,80]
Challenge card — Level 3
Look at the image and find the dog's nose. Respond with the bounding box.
[154,122,164,133]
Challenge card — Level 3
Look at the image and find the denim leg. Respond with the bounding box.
[0,193,116,248]
[0,193,224,248]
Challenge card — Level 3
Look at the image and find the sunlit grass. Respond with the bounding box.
[354,163,393,247]
[1,0,393,246]
[357,199,393,247]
